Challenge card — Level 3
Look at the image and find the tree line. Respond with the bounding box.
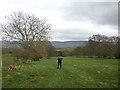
[61,34,119,59]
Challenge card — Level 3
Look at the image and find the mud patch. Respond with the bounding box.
[8,80,12,82]
[30,80,37,82]
[42,74,48,77]
[26,77,30,80]
[30,74,35,77]
[26,74,35,80]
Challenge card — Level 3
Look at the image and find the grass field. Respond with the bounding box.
[2,54,118,88]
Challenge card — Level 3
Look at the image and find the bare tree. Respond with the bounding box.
[1,11,51,42]
[1,11,52,61]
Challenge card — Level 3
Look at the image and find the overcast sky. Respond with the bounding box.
[0,0,119,41]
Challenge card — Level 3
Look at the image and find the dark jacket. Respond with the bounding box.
[58,56,62,61]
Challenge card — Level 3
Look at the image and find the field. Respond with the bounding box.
[2,54,118,88]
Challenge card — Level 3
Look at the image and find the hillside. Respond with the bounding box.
[1,41,87,49]
[1,41,20,48]
[52,41,87,49]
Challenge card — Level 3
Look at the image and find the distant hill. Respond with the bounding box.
[51,41,87,49]
[1,41,87,49]
[1,41,20,48]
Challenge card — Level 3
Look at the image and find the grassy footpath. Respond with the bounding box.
[2,54,118,88]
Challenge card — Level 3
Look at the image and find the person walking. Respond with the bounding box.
[57,56,63,69]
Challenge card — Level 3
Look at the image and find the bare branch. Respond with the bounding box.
[1,11,51,42]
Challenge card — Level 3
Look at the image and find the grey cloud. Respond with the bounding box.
[59,2,118,27]
[51,28,94,41]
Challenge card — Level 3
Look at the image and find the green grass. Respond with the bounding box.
[2,54,118,88]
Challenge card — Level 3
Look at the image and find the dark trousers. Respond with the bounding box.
[58,61,61,68]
